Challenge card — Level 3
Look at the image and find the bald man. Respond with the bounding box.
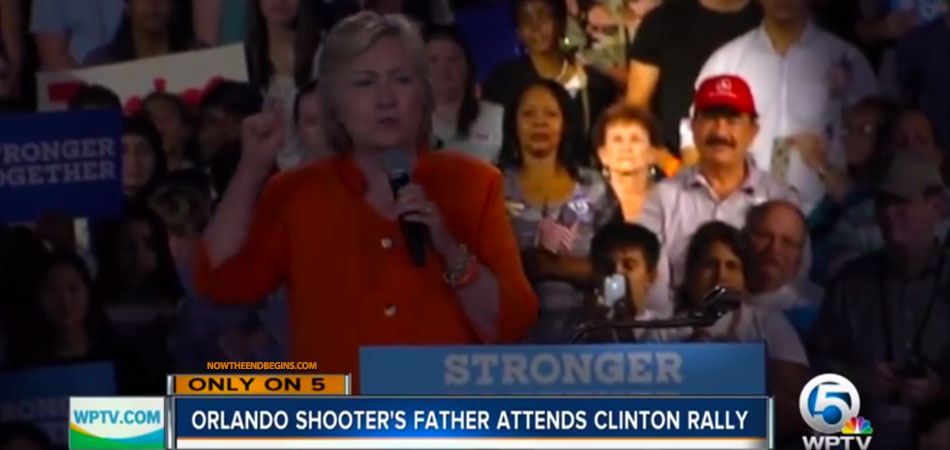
[743,200,822,336]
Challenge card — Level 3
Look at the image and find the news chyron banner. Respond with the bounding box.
[68,344,777,449]
[170,396,772,449]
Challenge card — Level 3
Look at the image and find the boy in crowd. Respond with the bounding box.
[582,222,662,342]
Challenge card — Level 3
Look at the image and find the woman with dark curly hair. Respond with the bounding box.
[499,79,610,343]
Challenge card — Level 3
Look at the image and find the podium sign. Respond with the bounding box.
[360,343,765,395]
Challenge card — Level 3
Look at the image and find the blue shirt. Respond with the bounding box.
[31,0,123,65]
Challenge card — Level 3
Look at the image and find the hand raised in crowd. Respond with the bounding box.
[787,132,829,173]
[240,107,284,171]
[899,366,942,406]
[394,183,460,261]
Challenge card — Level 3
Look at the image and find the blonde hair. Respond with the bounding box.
[316,11,434,153]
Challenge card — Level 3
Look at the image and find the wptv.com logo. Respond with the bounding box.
[69,397,165,449]
[800,373,873,450]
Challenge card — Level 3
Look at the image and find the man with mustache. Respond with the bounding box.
[744,200,821,337]
[694,0,877,215]
[637,74,799,311]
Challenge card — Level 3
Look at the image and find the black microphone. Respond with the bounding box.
[697,286,742,324]
[382,147,428,266]
[570,286,742,343]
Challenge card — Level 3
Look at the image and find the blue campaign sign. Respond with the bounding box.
[360,343,766,396]
[0,362,117,444]
[0,109,123,224]
[173,396,770,439]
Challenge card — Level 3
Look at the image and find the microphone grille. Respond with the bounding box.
[382,147,410,174]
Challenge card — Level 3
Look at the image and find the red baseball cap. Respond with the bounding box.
[694,75,757,116]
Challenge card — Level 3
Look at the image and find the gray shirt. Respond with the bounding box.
[637,163,799,302]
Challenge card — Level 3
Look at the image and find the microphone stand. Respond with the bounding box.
[569,314,721,344]
[569,286,740,344]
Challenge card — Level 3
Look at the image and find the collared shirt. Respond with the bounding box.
[194,149,538,391]
[637,163,799,297]
[696,21,878,213]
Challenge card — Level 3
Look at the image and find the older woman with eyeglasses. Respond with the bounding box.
[194,12,538,390]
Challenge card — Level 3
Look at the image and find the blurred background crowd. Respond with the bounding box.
[0,0,949,449]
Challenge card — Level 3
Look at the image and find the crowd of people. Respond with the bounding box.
[0,0,949,449]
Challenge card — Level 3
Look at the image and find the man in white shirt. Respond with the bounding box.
[695,0,878,214]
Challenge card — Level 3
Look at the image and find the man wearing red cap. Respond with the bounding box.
[637,74,798,308]
[694,0,877,214]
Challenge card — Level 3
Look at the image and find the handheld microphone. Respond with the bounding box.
[382,148,428,267]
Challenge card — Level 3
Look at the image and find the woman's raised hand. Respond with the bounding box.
[240,108,284,171]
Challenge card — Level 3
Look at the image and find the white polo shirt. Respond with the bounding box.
[695,22,878,214]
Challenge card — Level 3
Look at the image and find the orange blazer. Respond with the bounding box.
[194,149,538,391]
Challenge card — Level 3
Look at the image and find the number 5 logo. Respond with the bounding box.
[799,373,861,434]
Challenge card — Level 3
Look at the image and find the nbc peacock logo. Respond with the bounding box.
[69,397,165,449]
[841,416,873,435]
